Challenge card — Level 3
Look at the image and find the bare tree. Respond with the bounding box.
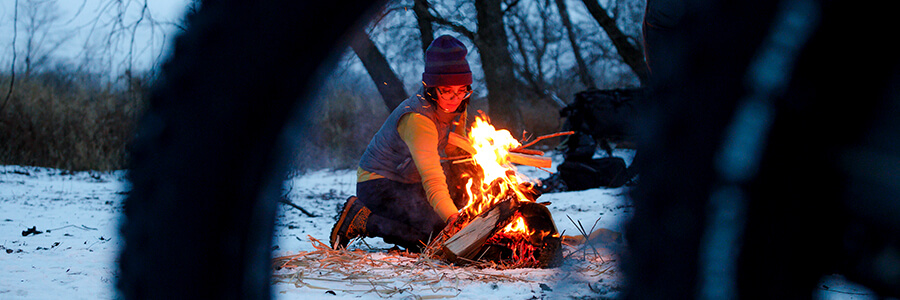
[367,0,648,120]
[506,0,556,99]
[580,0,649,84]
[348,27,408,111]
[473,0,525,134]
[554,0,595,89]
[1,0,20,115]
[77,0,170,84]
[19,0,68,77]
[412,0,434,55]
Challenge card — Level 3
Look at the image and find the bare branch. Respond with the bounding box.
[580,0,649,83]
[502,0,522,14]
[423,7,475,41]
[369,4,411,29]
[1,0,19,115]
[127,0,150,75]
[555,0,595,88]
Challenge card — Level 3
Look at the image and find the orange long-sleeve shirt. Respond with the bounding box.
[357,112,465,221]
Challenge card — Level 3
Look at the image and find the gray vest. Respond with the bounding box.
[359,92,464,183]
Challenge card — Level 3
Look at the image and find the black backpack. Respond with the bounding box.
[539,88,643,193]
[558,156,630,190]
[558,88,642,156]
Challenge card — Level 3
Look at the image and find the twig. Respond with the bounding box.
[564,215,604,263]
[516,131,575,150]
[279,181,316,217]
[442,154,472,161]
[535,167,554,175]
[46,224,98,232]
[451,157,475,164]
[279,198,317,217]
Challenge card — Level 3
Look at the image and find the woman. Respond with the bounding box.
[330,35,474,250]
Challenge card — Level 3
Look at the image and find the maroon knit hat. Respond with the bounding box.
[423,35,473,87]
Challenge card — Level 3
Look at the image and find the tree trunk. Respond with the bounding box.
[555,0,595,89]
[474,0,524,136]
[580,0,649,84]
[413,0,434,56]
[348,28,408,111]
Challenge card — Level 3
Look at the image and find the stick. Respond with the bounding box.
[509,148,544,156]
[442,155,471,161]
[280,198,317,217]
[535,167,554,175]
[516,131,575,150]
[451,157,475,164]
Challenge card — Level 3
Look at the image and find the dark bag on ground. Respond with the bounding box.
[559,88,642,155]
[558,156,630,190]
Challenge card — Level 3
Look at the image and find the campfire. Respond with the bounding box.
[427,115,570,268]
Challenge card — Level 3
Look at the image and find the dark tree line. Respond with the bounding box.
[349,0,648,135]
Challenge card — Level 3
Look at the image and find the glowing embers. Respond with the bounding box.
[479,203,561,268]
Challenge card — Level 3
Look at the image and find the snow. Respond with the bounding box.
[0,149,884,299]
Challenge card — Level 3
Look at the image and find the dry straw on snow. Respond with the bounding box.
[272,236,616,298]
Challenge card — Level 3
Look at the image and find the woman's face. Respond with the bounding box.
[435,85,470,112]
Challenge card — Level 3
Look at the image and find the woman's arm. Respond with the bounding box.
[397,113,458,221]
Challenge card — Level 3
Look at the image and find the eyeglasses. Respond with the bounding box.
[437,88,473,99]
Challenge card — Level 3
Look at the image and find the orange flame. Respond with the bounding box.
[460,115,537,226]
[463,116,529,216]
[502,216,534,235]
[446,114,549,266]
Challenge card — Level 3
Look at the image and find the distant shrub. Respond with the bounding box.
[0,71,147,171]
[285,75,389,174]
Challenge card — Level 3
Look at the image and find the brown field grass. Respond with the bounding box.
[0,72,146,171]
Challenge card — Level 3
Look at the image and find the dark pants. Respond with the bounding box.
[357,178,447,251]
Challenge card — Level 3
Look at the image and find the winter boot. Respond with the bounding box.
[329,196,371,249]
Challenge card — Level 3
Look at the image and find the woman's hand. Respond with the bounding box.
[446,212,460,226]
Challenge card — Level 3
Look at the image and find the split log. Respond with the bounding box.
[442,200,518,261]
[508,152,552,168]
[448,132,476,154]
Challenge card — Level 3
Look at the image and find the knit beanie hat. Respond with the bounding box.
[423,35,473,87]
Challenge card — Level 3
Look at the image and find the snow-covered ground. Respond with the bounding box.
[0,149,884,299]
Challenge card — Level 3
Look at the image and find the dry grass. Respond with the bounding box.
[272,236,618,298]
[0,72,146,171]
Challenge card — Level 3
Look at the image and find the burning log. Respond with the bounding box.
[442,199,518,261]
[438,200,561,268]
